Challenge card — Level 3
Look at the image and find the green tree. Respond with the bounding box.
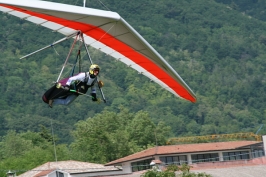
[141,164,212,177]
[0,130,32,160]
[70,108,171,163]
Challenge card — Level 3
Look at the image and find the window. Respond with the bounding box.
[241,152,249,159]
[235,152,241,160]
[223,151,250,161]
[159,155,187,165]
[56,172,64,177]
[229,152,236,160]
[191,153,219,163]
[166,156,173,163]
[131,159,152,172]
[253,150,264,158]
[223,152,229,161]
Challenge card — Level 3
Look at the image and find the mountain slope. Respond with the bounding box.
[1,0,266,143]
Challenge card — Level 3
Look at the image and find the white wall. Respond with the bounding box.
[121,161,132,173]
[262,135,266,156]
[218,151,224,161]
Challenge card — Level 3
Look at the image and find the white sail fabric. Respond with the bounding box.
[0,0,196,102]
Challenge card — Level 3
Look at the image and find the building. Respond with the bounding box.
[16,160,124,177]
[105,140,264,174]
[16,139,265,177]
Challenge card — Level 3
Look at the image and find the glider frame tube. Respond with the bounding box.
[20,31,79,60]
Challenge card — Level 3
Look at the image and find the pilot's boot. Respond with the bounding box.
[48,100,54,108]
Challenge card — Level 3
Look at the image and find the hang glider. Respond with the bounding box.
[0,0,197,102]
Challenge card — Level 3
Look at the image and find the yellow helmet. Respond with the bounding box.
[89,64,100,75]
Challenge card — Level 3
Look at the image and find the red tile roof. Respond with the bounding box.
[105,141,261,166]
[34,169,55,177]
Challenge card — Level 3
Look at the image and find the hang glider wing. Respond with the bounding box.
[0,0,197,102]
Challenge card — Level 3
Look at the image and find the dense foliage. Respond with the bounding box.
[1,0,266,174]
[0,107,170,176]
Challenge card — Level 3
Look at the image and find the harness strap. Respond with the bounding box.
[70,50,81,77]
[84,72,89,83]
[84,72,96,86]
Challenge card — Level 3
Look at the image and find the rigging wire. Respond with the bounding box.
[80,0,111,11]
[95,0,110,11]
[52,46,60,56]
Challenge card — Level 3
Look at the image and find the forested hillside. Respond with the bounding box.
[1,0,266,174]
[2,0,266,141]
[215,0,266,21]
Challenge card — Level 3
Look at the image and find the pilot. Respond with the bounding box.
[42,64,103,108]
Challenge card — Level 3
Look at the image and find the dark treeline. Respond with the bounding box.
[1,0,266,174]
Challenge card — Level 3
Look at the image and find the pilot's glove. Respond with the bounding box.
[55,82,61,89]
[61,85,70,91]
[98,80,104,88]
